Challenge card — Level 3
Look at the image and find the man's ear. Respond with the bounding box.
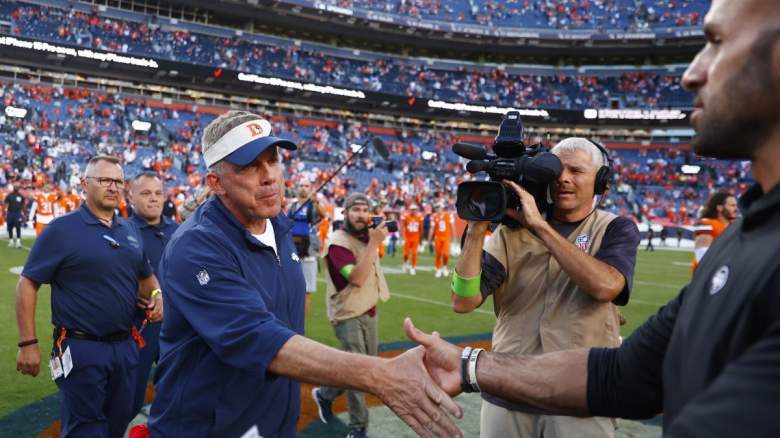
[206,173,225,196]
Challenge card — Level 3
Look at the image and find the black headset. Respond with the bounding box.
[587,139,614,195]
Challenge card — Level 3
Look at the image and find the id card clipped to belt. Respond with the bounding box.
[49,346,73,381]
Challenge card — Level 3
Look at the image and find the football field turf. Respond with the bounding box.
[0,238,692,432]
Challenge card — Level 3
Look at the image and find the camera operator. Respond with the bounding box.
[312,192,391,438]
[451,137,640,438]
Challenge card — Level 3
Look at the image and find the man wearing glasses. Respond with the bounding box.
[15,155,164,438]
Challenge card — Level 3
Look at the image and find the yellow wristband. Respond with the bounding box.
[150,288,162,299]
[451,271,481,298]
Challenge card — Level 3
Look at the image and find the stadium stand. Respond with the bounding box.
[0,79,750,227]
[319,0,708,30]
[2,0,692,109]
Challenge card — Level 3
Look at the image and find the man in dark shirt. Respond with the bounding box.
[127,172,179,419]
[406,1,780,435]
[5,186,25,248]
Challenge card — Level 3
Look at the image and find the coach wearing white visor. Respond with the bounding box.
[148,110,462,438]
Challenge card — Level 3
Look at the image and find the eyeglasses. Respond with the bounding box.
[85,176,125,188]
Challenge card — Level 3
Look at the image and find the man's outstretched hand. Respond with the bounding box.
[372,343,464,437]
[404,318,464,397]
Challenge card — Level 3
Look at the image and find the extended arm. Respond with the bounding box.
[451,222,489,313]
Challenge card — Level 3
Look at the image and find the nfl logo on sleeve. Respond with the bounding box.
[575,234,590,251]
[197,269,210,286]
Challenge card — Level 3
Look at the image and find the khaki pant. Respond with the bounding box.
[319,312,378,430]
[481,399,615,438]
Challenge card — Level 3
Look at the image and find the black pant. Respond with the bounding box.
[6,214,21,239]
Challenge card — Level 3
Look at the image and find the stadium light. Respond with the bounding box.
[681,165,701,175]
[4,106,27,118]
[132,120,152,131]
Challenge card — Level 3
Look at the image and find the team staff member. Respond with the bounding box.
[407,1,780,434]
[127,171,179,419]
[401,204,423,275]
[148,111,461,438]
[312,193,391,438]
[429,202,454,278]
[691,190,737,271]
[287,177,327,317]
[5,185,25,248]
[15,155,163,437]
[451,138,639,438]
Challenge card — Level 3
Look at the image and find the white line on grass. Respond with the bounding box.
[634,280,685,289]
[391,292,494,315]
[316,278,494,315]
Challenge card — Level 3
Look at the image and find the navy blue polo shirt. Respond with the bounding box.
[128,213,179,276]
[149,196,306,438]
[22,205,154,336]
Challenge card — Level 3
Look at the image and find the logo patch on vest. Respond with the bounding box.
[710,265,729,295]
[575,234,590,251]
[197,269,210,286]
[291,252,300,263]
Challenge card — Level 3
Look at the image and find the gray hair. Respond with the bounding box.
[84,155,122,177]
[202,110,264,171]
[550,137,607,170]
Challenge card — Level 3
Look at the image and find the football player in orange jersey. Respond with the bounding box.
[428,202,455,278]
[401,204,423,275]
[692,191,738,271]
[31,185,57,235]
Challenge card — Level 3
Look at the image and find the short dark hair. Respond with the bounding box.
[131,171,161,183]
[701,191,735,219]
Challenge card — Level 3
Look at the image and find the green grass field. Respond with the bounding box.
[0,239,692,421]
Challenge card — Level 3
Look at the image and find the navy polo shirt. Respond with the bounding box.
[128,213,179,276]
[149,196,306,438]
[22,205,154,336]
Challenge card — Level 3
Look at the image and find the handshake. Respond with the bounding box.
[372,318,485,438]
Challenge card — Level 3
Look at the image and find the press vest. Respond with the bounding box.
[325,230,390,323]
[485,210,622,355]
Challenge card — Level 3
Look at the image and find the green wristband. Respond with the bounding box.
[340,264,355,280]
[452,271,481,298]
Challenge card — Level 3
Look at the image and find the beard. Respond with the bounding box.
[692,28,780,159]
[346,219,368,237]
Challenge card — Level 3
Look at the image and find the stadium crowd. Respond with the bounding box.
[342,0,707,30]
[0,80,749,236]
[3,1,690,109]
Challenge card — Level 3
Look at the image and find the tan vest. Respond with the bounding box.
[485,210,622,355]
[325,230,390,323]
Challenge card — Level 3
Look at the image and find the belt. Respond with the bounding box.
[55,327,130,342]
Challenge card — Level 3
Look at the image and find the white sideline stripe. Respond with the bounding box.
[629,298,667,307]
[392,292,494,315]
[316,278,494,315]
[634,280,684,289]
